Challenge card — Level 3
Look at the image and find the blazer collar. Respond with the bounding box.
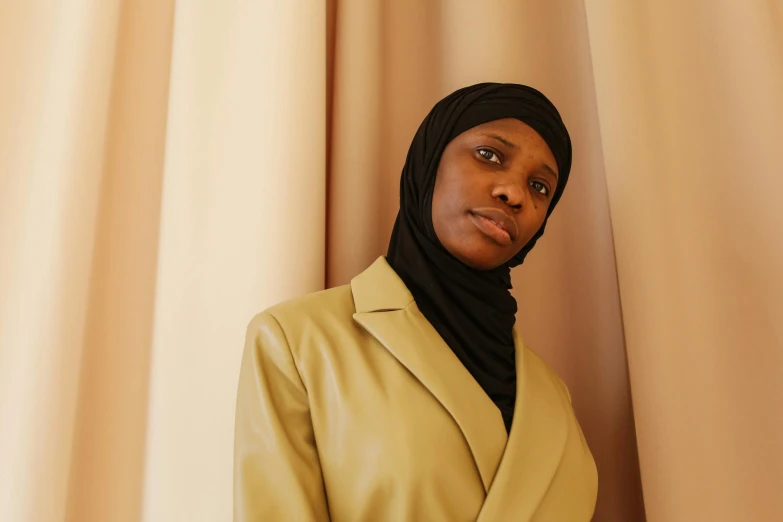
[351,256,508,491]
[351,257,573,510]
[350,256,415,312]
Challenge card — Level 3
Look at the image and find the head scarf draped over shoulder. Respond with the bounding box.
[386,83,572,432]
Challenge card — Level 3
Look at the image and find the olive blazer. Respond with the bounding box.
[234,256,597,521]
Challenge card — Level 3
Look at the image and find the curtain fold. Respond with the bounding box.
[0,3,124,521]
[64,1,175,520]
[139,1,326,520]
[585,1,783,520]
[1,1,781,520]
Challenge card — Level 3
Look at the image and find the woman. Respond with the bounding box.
[234,83,597,521]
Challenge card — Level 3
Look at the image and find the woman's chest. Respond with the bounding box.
[304,345,493,520]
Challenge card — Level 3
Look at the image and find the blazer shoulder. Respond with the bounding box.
[522,346,574,405]
[246,285,363,389]
[247,284,357,343]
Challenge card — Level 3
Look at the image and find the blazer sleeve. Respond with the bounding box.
[233,312,329,522]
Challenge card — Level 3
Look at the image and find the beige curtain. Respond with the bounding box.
[1,1,780,521]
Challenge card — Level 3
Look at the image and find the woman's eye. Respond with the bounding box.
[531,181,549,195]
[477,149,501,164]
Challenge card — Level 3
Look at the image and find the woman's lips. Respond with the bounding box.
[469,210,515,246]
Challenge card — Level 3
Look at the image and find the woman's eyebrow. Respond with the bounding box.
[480,133,517,149]
[540,163,559,180]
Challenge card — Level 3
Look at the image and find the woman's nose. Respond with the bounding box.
[492,182,525,210]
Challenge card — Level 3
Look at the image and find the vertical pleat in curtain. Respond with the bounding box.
[1,1,325,521]
[139,1,326,520]
[1,0,781,521]
[1,2,130,521]
[586,1,783,520]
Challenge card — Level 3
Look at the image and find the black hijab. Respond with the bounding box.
[386,83,572,432]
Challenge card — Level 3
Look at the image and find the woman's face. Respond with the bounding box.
[432,118,559,270]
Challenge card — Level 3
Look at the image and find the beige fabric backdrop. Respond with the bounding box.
[1,1,781,521]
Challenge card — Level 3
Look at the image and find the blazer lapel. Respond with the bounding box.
[476,328,569,521]
[351,257,508,492]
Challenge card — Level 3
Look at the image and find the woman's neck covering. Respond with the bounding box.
[386,83,572,432]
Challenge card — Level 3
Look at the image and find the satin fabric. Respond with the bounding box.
[234,257,597,521]
[387,83,573,431]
